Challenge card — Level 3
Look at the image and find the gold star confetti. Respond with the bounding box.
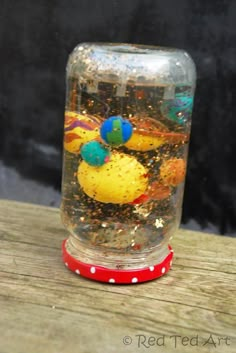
[154,218,164,228]
[133,205,150,218]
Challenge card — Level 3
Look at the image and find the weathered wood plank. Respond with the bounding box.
[0,200,235,353]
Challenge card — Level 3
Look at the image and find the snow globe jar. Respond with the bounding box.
[61,43,196,284]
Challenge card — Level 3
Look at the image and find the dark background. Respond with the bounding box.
[0,0,235,235]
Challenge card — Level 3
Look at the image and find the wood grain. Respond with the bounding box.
[0,200,235,353]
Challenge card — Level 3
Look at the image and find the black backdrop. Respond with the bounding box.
[1,0,235,235]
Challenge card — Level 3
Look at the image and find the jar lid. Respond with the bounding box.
[62,239,174,284]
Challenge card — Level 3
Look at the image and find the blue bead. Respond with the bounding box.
[100,116,133,146]
[81,141,110,166]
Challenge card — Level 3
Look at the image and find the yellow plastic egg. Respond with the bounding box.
[77,152,148,204]
[124,132,166,151]
[124,116,189,152]
[64,111,101,153]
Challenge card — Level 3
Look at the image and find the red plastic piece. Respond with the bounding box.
[62,239,174,284]
[129,193,150,205]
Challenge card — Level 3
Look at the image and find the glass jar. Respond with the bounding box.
[61,43,196,284]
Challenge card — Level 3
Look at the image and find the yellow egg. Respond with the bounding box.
[64,111,100,153]
[78,152,148,204]
[124,116,167,151]
[124,116,189,152]
[124,132,166,151]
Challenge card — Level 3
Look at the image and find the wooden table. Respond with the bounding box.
[0,200,235,353]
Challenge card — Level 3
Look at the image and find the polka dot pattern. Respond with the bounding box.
[62,240,174,284]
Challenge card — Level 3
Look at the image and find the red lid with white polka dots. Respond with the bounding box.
[62,239,173,284]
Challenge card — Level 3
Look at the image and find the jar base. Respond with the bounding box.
[62,239,174,284]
